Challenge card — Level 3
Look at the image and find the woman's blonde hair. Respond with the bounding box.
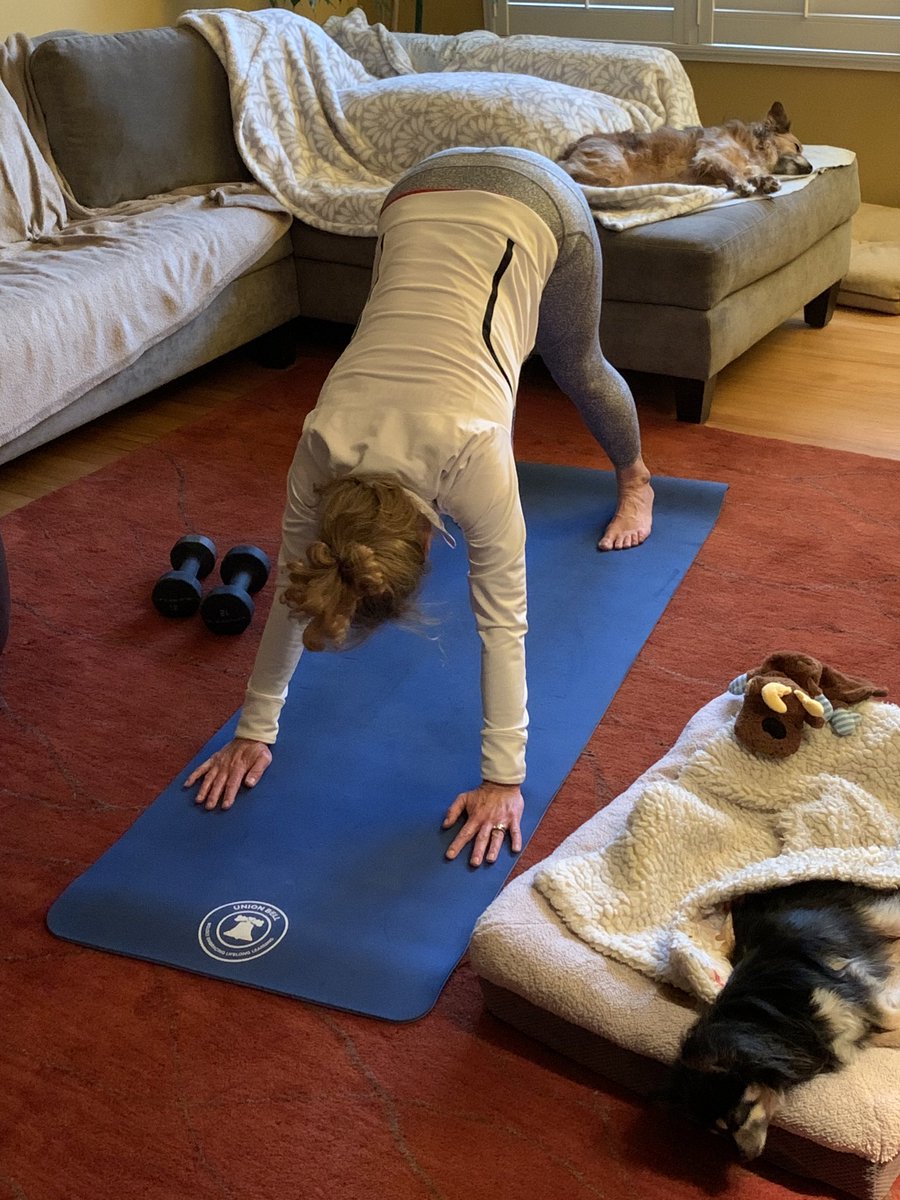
[283,474,431,652]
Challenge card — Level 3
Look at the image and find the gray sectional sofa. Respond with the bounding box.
[0,21,860,470]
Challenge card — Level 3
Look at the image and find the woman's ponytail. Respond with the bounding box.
[282,475,430,651]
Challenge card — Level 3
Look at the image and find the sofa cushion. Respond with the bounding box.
[0,38,68,245]
[291,221,377,268]
[596,161,860,310]
[30,27,250,208]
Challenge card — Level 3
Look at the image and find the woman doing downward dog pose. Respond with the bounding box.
[186,146,654,867]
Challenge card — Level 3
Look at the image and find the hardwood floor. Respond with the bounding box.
[707,306,900,458]
[0,306,897,519]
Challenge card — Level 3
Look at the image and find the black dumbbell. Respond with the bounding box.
[152,534,217,618]
[201,544,271,635]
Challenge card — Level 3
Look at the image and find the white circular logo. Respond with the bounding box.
[199,901,289,963]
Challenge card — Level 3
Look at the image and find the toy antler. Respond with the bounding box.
[760,681,825,719]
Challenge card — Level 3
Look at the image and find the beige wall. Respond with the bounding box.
[2,0,360,39]
[395,0,898,207]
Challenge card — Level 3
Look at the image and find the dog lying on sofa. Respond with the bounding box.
[558,101,812,196]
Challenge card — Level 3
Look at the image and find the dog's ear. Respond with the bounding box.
[682,1020,811,1088]
[818,662,888,707]
[766,101,791,133]
[681,1022,748,1073]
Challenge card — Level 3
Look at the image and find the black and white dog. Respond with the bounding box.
[667,880,900,1160]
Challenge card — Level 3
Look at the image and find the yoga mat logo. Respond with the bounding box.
[199,901,289,963]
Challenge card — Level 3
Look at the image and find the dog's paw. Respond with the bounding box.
[751,174,781,194]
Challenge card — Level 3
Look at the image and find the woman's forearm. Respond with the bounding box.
[234,559,309,743]
[477,621,528,784]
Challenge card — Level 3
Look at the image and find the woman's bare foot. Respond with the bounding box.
[598,459,654,551]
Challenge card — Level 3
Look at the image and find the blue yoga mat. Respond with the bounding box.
[48,464,726,1020]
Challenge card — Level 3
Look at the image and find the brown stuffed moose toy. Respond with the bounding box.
[728,651,887,759]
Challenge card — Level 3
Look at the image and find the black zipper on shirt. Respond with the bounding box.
[371,233,385,289]
[482,239,515,394]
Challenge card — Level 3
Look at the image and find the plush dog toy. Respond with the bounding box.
[728,651,887,758]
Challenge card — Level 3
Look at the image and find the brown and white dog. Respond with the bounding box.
[558,102,812,197]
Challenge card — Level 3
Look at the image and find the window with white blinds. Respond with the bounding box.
[485,0,900,69]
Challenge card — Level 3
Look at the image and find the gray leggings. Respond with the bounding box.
[384,146,641,469]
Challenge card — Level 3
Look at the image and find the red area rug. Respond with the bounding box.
[2,345,898,1200]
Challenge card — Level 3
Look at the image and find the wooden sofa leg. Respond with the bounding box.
[249,320,297,369]
[804,281,840,329]
[674,375,717,424]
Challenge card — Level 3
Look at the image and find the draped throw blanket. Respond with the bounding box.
[534,696,900,1003]
[0,34,67,244]
[180,7,722,235]
[326,10,700,130]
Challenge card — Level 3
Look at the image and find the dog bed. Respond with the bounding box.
[838,202,900,315]
[469,693,900,1200]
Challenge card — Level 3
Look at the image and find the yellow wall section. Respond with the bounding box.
[2,0,361,38]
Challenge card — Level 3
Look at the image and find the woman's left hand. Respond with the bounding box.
[443,781,524,867]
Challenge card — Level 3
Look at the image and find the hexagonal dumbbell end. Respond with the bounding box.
[152,534,217,618]
[200,544,271,636]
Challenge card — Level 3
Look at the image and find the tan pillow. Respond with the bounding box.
[839,202,900,316]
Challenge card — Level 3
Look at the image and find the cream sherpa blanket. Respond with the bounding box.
[534,697,900,1004]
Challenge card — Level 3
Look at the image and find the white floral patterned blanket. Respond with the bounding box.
[534,696,900,1003]
[180,7,718,234]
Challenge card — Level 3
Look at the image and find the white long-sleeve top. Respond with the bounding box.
[235,188,559,784]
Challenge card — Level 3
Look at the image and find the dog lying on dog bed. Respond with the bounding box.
[662,657,897,1161]
[471,653,900,1197]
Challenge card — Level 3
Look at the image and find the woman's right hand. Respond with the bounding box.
[184,737,273,811]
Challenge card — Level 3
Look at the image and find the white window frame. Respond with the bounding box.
[484,0,900,71]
